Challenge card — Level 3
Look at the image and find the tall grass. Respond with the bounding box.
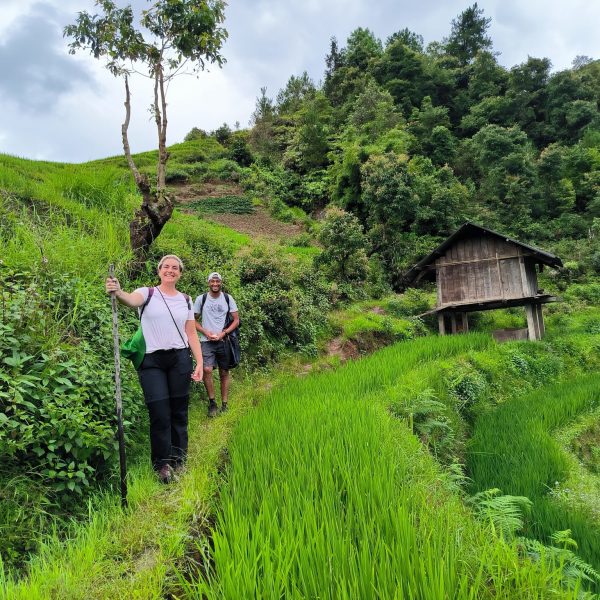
[468,374,600,580]
[180,334,574,599]
[0,154,134,275]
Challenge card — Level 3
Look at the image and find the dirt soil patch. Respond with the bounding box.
[204,207,304,240]
[171,180,304,241]
[326,336,360,362]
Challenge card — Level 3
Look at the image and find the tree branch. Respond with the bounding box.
[121,75,149,194]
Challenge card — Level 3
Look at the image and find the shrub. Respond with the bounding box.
[206,158,242,181]
[184,127,208,141]
[287,233,312,247]
[0,267,143,500]
[386,288,434,317]
[445,363,488,422]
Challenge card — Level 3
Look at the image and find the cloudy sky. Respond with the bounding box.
[0,0,598,163]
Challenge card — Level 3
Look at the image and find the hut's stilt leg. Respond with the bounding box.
[461,312,469,333]
[525,304,539,340]
[438,313,446,335]
[450,313,458,334]
[535,304,545,338]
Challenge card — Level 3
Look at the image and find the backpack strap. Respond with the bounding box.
[223,292,231,311]
[199,292,208,315]
[138,286,154,319]
[183,293,191,311]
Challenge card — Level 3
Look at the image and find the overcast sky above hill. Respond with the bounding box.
[1,0,599,163]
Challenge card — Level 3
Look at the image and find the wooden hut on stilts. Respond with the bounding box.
[403,223,563,341]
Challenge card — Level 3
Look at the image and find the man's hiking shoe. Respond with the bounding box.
[221,402,228,413]
[208,400,218,418]
[158,464,173,484]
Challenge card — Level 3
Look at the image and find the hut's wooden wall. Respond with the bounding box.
[436,235,539,307]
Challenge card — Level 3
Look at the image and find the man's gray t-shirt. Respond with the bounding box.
[193,292,238,342]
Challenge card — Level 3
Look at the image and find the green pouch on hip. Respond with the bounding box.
[121,325,146,370]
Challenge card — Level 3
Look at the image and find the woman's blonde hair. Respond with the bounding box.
[157,254,184,273]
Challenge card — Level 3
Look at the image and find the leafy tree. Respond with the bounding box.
[64,0,227,266]
[329,141,366,219]
[228,130,254,167]
[315,207,369,285]
[385,28,424,52]
[361,153,465,236]
[444,3,493,66]
[460,95,517,135]
[184,126,208,141]
[508,57,552,145]
[249,87,279,161]
[344,27,383,71]
[374,39,431,115]
[545,70,599,143]
[466,125,538,228]
[467,50,507,102]
[429,125,458,166]
[276,72,316,115]
[213,122,232,145]
[408,96,451,151]
[562,142,600,212]
[284,92,332,173]
[349,79,400,140]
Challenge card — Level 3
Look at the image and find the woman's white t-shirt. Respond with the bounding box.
[135,287,194,353]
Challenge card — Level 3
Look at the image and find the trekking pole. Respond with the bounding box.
[109,264,128,508]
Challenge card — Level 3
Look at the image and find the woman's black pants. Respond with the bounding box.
[138,348,192,470]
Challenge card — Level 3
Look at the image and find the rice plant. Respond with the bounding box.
[179,334,576,599]
[468,374,600,584]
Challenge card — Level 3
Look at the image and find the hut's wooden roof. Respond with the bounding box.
[403,222,563,286]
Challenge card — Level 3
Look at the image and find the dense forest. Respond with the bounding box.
[193,3,600,292]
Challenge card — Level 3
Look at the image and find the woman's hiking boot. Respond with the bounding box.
[158,464,173,484]
[221,402,228,413]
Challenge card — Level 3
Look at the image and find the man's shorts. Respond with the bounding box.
[201,340,230,370]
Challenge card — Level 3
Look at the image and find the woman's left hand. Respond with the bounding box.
[191,364,203,382]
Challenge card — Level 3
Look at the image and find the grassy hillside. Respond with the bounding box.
[2,140,600,597]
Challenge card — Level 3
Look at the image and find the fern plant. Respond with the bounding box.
[390,388,456,463]
[469,489,600,595]
[519,530,600,593]
[466,488,532,540]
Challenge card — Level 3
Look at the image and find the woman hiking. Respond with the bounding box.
[105,255,203,483]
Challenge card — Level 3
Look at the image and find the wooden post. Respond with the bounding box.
[525,303,539,341]
[461,312,469,333]
[450,313,458,334]
[438,312,446,335]
[534,303,545,338]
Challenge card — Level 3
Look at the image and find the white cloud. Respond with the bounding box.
[1,0,599,162]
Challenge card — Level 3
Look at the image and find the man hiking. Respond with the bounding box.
[194,272,239,417]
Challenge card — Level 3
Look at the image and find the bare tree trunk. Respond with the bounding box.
[123,71,173,269]
[121,76,149,194]
[155,64,169,191]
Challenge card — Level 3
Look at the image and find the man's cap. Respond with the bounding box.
[207,272,222,282]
